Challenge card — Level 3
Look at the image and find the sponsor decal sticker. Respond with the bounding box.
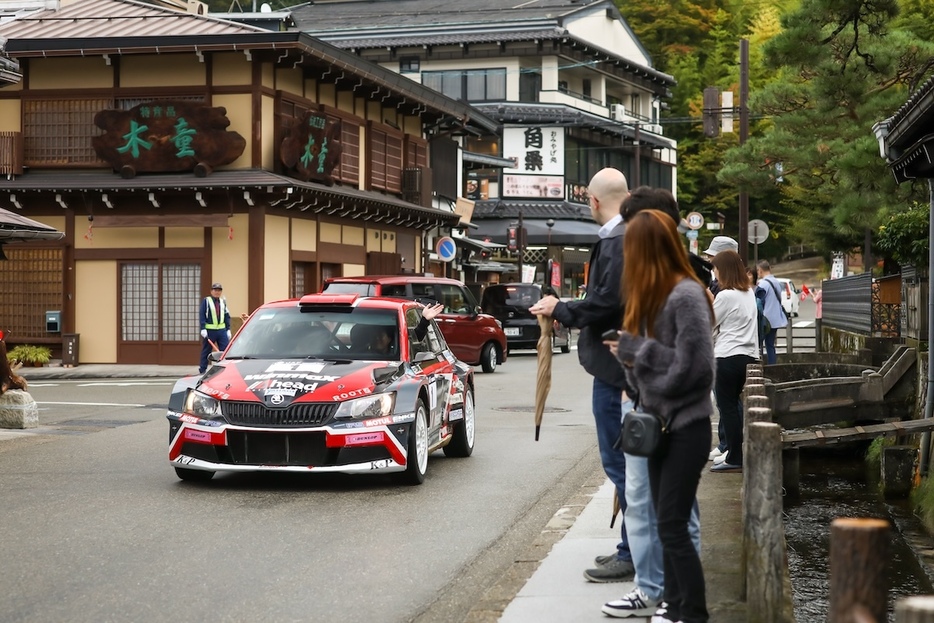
[184,429,212,442]
[364,416,393,427]
[331,387,372,401]
[346,432,385,445]
[449,408,464,421]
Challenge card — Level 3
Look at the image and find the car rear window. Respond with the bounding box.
[482,285,541,314]
[323,283,376,296]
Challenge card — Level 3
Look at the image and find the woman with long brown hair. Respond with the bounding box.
[709,251,759,473]
[613,209,715,623]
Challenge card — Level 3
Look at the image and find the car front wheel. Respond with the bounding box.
[444,387,475,458]
[396,400,428,485]
[480,342,498,373]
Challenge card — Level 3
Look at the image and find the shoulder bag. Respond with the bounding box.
[615,404,670,457]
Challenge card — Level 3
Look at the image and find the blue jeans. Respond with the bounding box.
[764,328,778,365]
[625,412,702,602]
[593,378,631,562]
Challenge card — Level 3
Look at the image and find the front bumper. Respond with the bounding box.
[167,411,415,475]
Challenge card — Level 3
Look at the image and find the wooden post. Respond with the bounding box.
[746,406,772,424]
[744,422,784,621]
[897,595,934,622]
[746,394,770,411]
[829,518,889,623]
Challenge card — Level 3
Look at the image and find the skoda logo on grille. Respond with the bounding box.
[269,393,285,406]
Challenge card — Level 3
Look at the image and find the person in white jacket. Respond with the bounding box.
[709,251,759,472]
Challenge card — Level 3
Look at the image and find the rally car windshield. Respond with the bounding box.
[225,307,401,361]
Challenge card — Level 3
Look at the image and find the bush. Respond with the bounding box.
[7,345,52,366]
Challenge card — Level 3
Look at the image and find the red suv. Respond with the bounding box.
[322,275,507,373]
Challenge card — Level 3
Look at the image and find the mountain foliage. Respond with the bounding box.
[617,0,934,265]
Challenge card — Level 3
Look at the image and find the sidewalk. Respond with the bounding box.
[12,363,748,622]
[492,466,747,622]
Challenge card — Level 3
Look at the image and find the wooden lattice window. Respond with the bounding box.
[23,96,205,168]
[337,120,360,185]
[121,262,200,342]
[0,246,64,339]
[23,98,111,166]
[405,135,428,171]
[369,123,403,193]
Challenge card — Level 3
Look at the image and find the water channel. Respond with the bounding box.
[785,447,934,621]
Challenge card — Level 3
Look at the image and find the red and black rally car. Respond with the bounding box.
[166,293,475,485]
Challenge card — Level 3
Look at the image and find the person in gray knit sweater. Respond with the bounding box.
[612,209,715,623]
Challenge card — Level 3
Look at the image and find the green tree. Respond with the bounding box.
[718,0,934,254]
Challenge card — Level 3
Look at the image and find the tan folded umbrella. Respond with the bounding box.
[534,314,553,441]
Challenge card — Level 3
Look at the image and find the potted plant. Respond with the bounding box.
[7,344,52,367]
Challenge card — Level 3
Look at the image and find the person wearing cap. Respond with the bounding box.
[199,282,231,374]
[702,236,739,298]
[575,284,587,300]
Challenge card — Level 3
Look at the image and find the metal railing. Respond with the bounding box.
[823,273,873,335]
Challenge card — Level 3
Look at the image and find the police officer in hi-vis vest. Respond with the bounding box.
[199,282,231,373]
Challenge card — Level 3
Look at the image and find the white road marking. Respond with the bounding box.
[77,381,173,387]
[38,401,146,407]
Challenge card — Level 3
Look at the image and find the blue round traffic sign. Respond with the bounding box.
[436,237,457,262]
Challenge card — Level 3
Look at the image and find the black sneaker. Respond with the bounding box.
[583,557,634,583]
[593,552,620,567]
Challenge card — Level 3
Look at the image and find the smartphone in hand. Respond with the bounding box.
[601,328,621,341]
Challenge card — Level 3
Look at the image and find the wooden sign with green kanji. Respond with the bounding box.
[92,100,246,178]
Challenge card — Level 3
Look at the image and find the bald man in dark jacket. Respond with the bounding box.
[531,167,634,583]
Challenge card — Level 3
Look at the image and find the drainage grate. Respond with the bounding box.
[494,406,571,413]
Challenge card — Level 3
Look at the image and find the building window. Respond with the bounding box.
[582,79,592,98]
[423,68,506,102]
[400,57,420,73]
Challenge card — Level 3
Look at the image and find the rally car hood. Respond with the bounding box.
[196,358,402,408]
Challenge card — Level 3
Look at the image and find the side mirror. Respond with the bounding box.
[414,351,435,363]
[208,351,223,364]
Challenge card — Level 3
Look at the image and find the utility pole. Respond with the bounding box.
[517,210,524,281]
[739,38,750,265]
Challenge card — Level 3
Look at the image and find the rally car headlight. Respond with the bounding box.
[334,393,396,420]
[183,390,222,419]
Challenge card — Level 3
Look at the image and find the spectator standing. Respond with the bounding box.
[701,236,738,298]
[812,287,823,350]
[199,282,231,374]
[708,250,758,474]
[700,235,738,462]
[529,167,635,583]
[614,209,715,623]
[756,261,788,365]
[601,189,702,619]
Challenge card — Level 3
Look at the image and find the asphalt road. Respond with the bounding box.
[0,347,601,623]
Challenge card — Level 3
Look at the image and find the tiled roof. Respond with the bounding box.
[0,170,461,229]
[0,0,268,39]
[472,199,590,220]
[291,0,600,31]
[321,28,564,50]
[0,207,64,242]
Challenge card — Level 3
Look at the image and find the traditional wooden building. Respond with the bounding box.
[293,0,677,292]
[0,0,497,365]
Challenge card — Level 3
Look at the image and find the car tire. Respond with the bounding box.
[174,467,215,482]
[396,399,428,485]
[480,342,498,373]
[444,387,475,458]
